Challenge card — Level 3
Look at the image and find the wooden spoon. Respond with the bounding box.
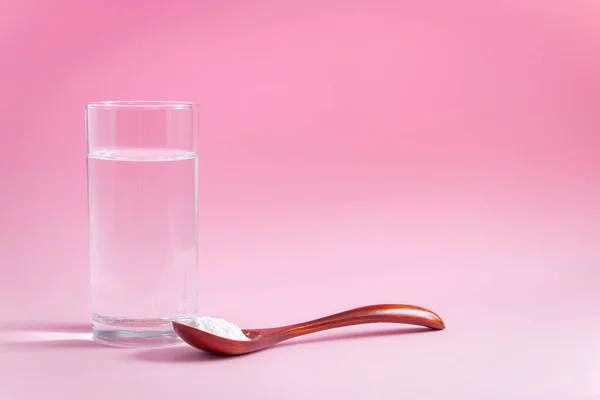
[173,304,445,356]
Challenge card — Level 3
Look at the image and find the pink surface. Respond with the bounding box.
[0,0,598,398]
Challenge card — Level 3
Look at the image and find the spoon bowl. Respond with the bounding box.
[173,304,445,356]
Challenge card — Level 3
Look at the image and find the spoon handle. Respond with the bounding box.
[259,304,445,341]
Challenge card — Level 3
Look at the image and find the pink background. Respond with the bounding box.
[0,0,598,398]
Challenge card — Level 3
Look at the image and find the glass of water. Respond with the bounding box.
[86,101,198,347]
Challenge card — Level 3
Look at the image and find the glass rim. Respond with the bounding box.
[86,101,198,110]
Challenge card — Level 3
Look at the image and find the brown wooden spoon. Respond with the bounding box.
[173,304,445,356]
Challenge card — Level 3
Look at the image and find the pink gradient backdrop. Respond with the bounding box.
[0,0,598,398]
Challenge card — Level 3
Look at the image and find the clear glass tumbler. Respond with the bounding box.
[86,101,198,347]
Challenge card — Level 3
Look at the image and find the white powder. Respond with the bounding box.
[192,316,250,341]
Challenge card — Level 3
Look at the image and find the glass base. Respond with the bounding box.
[92,314,195,348]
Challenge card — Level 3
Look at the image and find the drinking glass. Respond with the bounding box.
[86,101,198,346]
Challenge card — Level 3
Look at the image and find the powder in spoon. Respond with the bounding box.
[192,316,250,341]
